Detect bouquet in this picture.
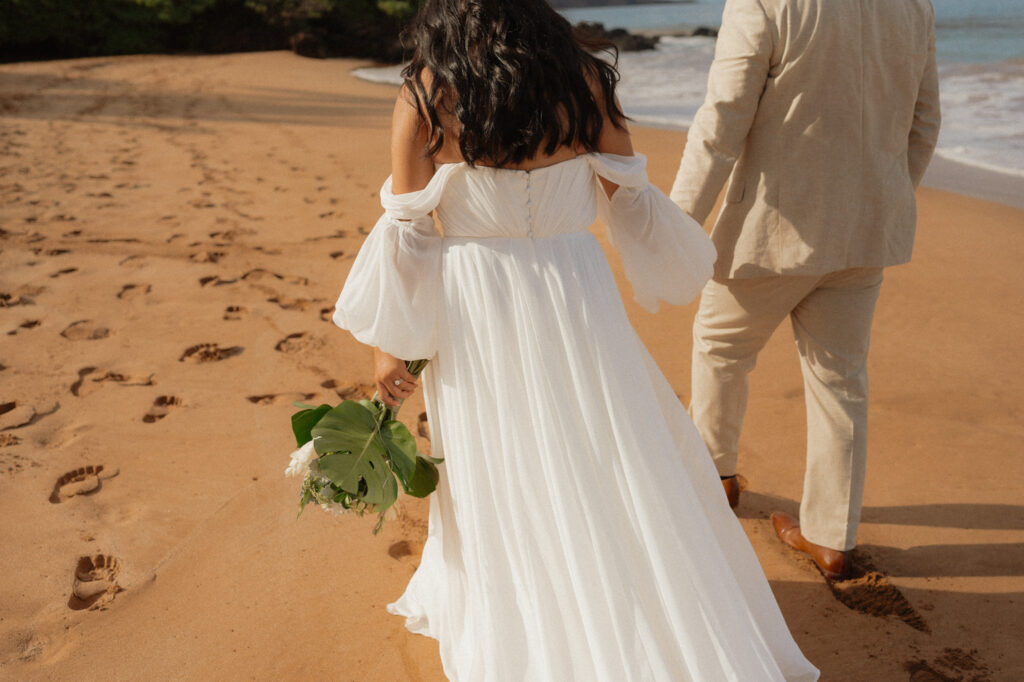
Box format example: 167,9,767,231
285,359,441,533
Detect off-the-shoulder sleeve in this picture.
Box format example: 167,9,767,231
588,153,717,312
332,165,462,360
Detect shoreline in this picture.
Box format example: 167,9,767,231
346,65,1024,211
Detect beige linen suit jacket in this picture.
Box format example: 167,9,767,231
670,0,941,279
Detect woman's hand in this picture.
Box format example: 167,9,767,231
374,347,419,407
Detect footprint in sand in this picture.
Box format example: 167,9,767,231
223,305,248,321
320,380,374,401
319,307,333,323
1,400,59,431
388,540,414,560
417,412,430,440
49,465,119,503
2,451,36,476
905,649,990,682
823,554,930,633
246,392,316,405
116,283,151,300
7,320,41,336
189,250,225,264
274,332,324,354
0,284,45,307
68,555,123,611
305,230,348,241
70,366,154,397
209,227,256,241
87,237,139,244
267,296,321,312
142,395,182,423
242,268,309,286
49,267,78,278
199,275,237,287
0,433,21,447
61,320,110,341
179,343,243,363
329,250,347,260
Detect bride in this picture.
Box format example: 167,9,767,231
333,0,820,679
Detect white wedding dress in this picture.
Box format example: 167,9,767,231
333,153,819,681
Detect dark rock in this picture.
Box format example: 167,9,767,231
289,32,327,59
575,22,660,52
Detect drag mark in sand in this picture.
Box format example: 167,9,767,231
274,332,324,354
49,465,119,503
68,555,123,611
179,343,243,363
142,395,182,423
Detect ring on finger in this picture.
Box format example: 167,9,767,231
393,378,403,386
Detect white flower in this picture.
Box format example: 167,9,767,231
284,440,318,478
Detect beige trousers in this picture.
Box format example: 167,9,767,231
690,267,884,551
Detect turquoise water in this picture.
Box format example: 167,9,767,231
557,1,1024,176
560,0,1024,65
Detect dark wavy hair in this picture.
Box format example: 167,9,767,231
401,0,627,167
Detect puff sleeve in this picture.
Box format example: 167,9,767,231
332,165,461,360
588,153,717,312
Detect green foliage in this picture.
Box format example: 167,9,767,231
1,0,164,58
0,0,417,62
291,402,332,447
312,400,399,508
376,1,419,20
243,0,330,29
289,358,439,529
132,0,221,24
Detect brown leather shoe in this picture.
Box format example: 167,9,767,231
721,475,740,509
770,512,850,580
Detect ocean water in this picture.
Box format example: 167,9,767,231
354,0,1024,178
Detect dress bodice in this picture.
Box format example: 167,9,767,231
336,152,716,361
435,156,598,239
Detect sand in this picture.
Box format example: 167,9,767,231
1,52,1021,681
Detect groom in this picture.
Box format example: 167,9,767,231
671,0,940,578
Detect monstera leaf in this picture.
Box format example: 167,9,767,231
312,401,399,509
291,402,331,447
379,419,439,497
404,456,440,498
